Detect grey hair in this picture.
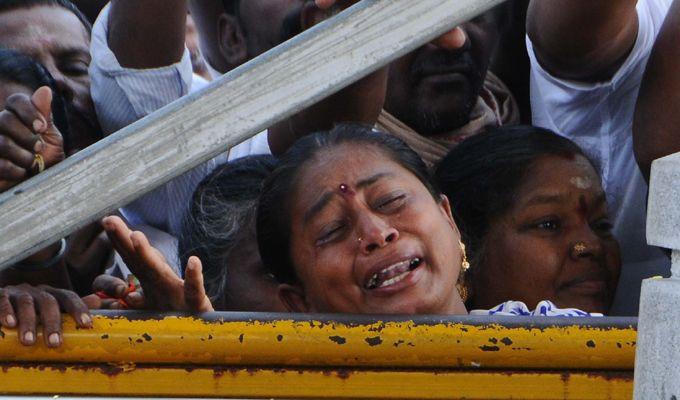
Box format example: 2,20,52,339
178,155,277,309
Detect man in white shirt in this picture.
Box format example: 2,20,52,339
526,0,673,315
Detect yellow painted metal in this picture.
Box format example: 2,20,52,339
0,314,636,369
0,364,633,399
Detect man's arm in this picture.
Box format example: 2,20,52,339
633,0,680,181
527,0,639,81
108,0,188,68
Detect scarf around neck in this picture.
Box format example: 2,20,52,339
376,71,520,168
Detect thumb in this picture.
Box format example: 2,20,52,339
30,86,54,131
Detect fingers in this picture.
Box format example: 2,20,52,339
102,216,136,261
11,289,37,346
33,289,62,348
0,109,42,153
130,230,170,283
92,274,128,299
81,294,102,309
31,87,54,130
0,288,17,329
184,257,213,312
5,93,47,136
0,159,27,182
43,286,92,329
432,26,467,50
0,135,35,169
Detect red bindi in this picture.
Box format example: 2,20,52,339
339,183,355,196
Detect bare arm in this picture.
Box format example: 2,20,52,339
108,0,188,69
633,0,680,181
527,0,638,81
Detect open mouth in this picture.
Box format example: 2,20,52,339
365,258,423,290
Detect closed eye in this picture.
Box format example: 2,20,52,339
375,193,406,213
315,223,346,246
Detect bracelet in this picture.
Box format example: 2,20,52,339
13,239,67,271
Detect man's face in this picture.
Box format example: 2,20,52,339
0,5,101,152
384,12,502,135
238,0,303,58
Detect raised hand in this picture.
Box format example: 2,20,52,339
0,86,65,191
313,0,466,49
0,284,92,347
101,216,213,312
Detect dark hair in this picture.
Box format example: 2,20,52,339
434,125,590,283
178,155,277,307
220,0,240,17
0,48,71,150
257,124,439,284
0,0,91,33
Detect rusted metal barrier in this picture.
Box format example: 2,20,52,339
0,312,636,399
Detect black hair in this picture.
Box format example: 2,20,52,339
179,155,277,308
220,0,240,17
0,0,91,33
434,125,590,288
0,48,71,151
257,123,439,285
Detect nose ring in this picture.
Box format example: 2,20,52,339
357,237,363,243
573,242,588,256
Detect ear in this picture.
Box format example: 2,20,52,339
217,13,248,67
278,283,310,313
438,194,461,237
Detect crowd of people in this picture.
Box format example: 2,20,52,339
0,0,678,349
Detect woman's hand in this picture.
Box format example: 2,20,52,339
0,86,65,191
0,284,92,347
100,216,213,312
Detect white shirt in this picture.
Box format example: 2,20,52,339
527,0,672,315
90,5,270,240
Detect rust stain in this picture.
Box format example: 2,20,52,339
500,337,513,346
329,336,346,345
479,345,500,352
365,336,383,346
142,333,152,342
586,340,596,348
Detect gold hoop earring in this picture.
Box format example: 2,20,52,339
460,241,470,271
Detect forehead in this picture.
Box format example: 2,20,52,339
292,144,415,203
0,6,89,55
516,155,603,200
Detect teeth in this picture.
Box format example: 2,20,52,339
377,270,410,288
365,257,423,290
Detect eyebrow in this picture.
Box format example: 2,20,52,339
524,192,607,207
302,172,393,225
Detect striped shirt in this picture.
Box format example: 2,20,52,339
90,4,270,241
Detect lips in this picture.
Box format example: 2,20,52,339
364,257,423,290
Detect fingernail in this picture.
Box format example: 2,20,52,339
33,138,44,153
24,331,35,344
32,119,45,133
48,333,61,347
5,315,16,327
80,313,92,326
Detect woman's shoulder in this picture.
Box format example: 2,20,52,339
469,300,603,317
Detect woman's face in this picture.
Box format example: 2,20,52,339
472,155,621,314
285,144,465,315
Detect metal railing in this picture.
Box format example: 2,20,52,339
0,312,636,399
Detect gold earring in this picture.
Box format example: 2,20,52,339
456,282,470,302
460,241,470,271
